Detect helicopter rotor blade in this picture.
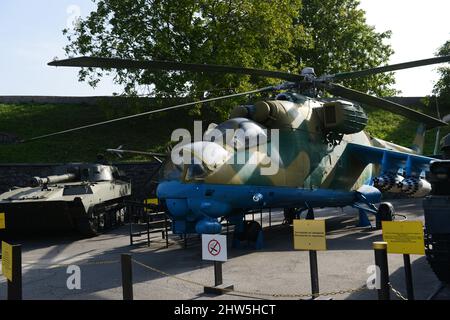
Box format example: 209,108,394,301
106,147,166,163
48,56,304,82
325,83,448,129
106,147,166,157
332,55,450,80
20,85,277,143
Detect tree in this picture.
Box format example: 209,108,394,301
63,0,395,117
433,40,450,111
294,0,395,96
64,0,307,116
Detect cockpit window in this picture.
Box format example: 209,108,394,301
159,159,182,181
275,92,306,103
185,163,207,181
207,118,269,150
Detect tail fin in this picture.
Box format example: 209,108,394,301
411,123,426,154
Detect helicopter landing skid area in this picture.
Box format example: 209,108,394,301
0,198,446,300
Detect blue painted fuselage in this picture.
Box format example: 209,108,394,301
156,180,381,234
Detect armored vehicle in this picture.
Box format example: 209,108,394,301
0,163,131,237
424,159,450,283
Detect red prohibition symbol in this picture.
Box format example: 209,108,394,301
208,239,221,256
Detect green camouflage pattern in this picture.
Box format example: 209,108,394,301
182,94,418,192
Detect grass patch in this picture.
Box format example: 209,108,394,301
0,102,208,163
0,102,448,163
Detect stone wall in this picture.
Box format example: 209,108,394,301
0,96,153,106
0,162,162,201
0,96,186,107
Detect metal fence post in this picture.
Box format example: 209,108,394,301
269,208,272,227
121,254,133,300
214,261,223,287
373,241,390,300
309,250,319,298
403,254,415,300
129,204,134,246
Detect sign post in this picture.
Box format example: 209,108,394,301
293,219,327,299
382,221,425,300
1,241,22,300
202,234,233,295
121,254,133,300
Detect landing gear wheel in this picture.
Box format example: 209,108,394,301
283,208,297,225
376,202,395,229
425,233,450,284
237,221,262,242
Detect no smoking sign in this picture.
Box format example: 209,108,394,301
202,234,227,262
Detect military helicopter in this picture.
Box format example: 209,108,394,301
22,55,450,241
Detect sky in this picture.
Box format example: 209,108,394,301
0,0,449,97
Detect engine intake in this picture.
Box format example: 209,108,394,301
322,100,368,134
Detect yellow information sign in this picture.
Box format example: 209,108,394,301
144,198,159,212
382,221,425,255
0,212,5,229
146,198,159,205
293,219,327,251
1,241,13,281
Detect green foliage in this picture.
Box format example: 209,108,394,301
64,0,307,119
63,0,396,120
295,0,395,96
433,40,450,111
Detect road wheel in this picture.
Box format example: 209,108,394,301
115,207,126,226
243,221,262,242
76,207,100,237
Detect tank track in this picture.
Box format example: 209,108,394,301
76,201,127,237
425,232,450,284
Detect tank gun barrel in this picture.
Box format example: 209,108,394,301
31,173,77,186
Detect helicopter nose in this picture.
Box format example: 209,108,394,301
181,141,230,170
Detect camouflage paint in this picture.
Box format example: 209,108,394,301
179,94,399,192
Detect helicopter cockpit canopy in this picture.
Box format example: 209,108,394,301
275,92,307,103
205,117,269,151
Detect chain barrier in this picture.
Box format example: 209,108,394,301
16,256,389,299
389,283,408,300
132,258,368,299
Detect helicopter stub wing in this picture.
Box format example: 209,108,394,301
347,143,433,175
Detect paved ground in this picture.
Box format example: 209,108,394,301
0,198,449,300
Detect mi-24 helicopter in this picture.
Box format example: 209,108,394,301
25,54,450,241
